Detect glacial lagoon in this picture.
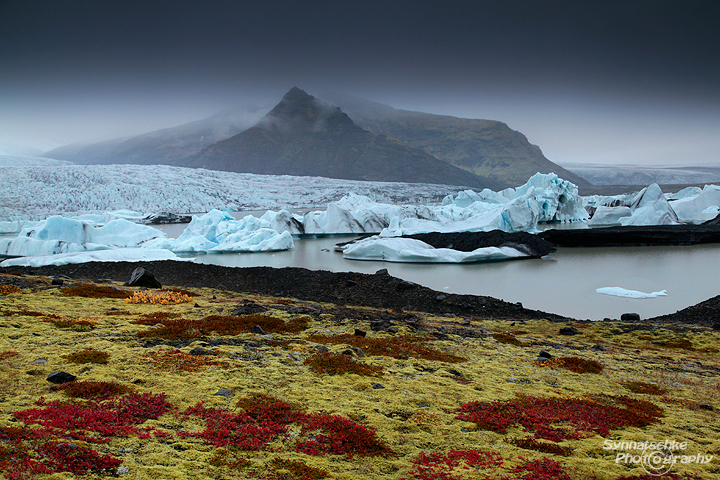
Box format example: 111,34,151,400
149,219,720,321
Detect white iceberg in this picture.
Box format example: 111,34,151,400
596,287,668,299
587,206,632,227
0,248,184,267
620,184,678,226
144,209,294,253
668,185,720,224
0,217,166,257
341,236,528,263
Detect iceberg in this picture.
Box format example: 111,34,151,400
620,184,678,226
596,287,668,299
144,209,294,253
668,185,720,224
587,206,632,227
341,236,528,263
0,217,165,257
0,248,184,267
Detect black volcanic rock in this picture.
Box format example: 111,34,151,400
539,223,720,247
404,231,556,258
322,91,590,188
185,88,504,189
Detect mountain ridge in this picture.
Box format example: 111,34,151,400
184,87,503,189
322,91,590,187
42,87,585,189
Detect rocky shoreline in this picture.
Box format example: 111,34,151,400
539,217,720,247
2,260,719,329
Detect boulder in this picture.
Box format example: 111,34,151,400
47,371,76,384
559,326,581,335
124,267,162,288
232,300,268,315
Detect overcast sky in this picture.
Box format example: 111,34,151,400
1,0,718,165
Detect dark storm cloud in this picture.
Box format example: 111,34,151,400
3,1,718,96
0,0,719,163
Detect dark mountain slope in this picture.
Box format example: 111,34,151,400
186,87,505,189
323,91,590,187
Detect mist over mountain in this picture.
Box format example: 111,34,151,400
42,87,588,190
183,88,503,189
323,91,589,187
45,105,268,165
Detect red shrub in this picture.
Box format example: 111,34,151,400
401,449,504,480
295,413,393,457
1,392,172,479
510,457,570,480
180,395,393,458
456,395,662,442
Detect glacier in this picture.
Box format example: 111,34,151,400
0,164,469,219
4,164,720,266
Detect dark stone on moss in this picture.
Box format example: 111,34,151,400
124,267,162,288
51,277,64,286
214,388,232,397
538,350,552,359
233,301,268,315
250,325,267,335
621,313,641,321
372,383,385,389
354,328,367,337
47,371,76,384
189,347,214,356
370,320,394,332
559,326,581,335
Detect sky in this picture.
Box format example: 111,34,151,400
0,0,719,165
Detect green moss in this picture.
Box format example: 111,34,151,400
307,334,465,363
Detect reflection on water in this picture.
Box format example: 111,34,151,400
179,233,720,321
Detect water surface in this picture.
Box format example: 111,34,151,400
174,233,720,321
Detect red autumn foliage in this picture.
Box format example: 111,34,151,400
456,394,662,442
2,392,172,478
180,394,393,458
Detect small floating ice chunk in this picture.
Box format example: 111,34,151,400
596,287,668,299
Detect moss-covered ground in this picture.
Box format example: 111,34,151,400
0,273,718,479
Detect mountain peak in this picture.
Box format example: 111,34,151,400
263,87,357,133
